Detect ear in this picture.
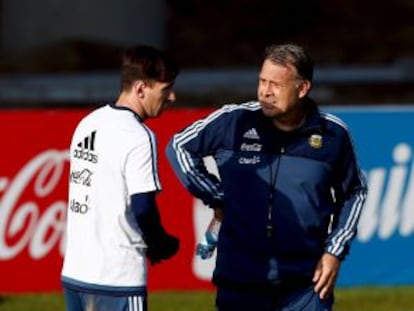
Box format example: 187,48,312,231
133,80,146,99
298,80,312,99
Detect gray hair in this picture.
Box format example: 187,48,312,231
264,44,313,82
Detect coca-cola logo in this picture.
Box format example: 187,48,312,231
70,168,93,187
0,149,69,260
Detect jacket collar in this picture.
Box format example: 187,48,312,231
258,97,325,134
299,98,326,134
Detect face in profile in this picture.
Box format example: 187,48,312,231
143,81,176,118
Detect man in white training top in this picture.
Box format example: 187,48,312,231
61,45,180,311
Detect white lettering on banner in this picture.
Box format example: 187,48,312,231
0,149,69,260
358,143,414,241
193,144,414,279
379,144,409,238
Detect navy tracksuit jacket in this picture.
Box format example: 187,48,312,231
166,100,367,288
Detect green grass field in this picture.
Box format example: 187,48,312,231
1,287,414,311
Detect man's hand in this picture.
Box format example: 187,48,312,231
146,233,179,265
312,253,340,300
213,207,224,221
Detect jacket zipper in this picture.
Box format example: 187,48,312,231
267,146,285,237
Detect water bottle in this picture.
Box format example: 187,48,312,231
196,217,221,259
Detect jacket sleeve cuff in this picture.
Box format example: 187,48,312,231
208,200,224,210
325,246,348,261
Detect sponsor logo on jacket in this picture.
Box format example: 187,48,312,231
240,143,262,152
238,155,261,164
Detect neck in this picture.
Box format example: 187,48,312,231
272,105,307,132
115,93,146,120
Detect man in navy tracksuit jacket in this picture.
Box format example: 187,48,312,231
166,44,367,311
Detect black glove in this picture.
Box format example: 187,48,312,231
146,232,179,265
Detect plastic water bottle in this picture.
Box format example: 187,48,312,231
196,217,221,259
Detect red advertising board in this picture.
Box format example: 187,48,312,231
0,107,215,293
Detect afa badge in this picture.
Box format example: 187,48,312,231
308,134,323,149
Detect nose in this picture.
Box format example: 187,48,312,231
260,81,272,97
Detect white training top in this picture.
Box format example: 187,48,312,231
61,104,161,290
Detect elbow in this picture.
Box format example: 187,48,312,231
165,138,178,164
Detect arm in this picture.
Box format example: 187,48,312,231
131,192,179,265
325,133,368,260
314,131,367,298
166,107,231,208
124,133,179,264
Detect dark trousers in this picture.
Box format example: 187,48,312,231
215,283,333,311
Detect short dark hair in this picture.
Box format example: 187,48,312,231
264,44,313,82
120,45,179,90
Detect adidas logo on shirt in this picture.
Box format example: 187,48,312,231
243,128,260,140
73,131,98,163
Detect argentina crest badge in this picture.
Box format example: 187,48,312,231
308,134,323,149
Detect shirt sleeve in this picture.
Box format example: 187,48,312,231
125,135,161,196
130,192,165,241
